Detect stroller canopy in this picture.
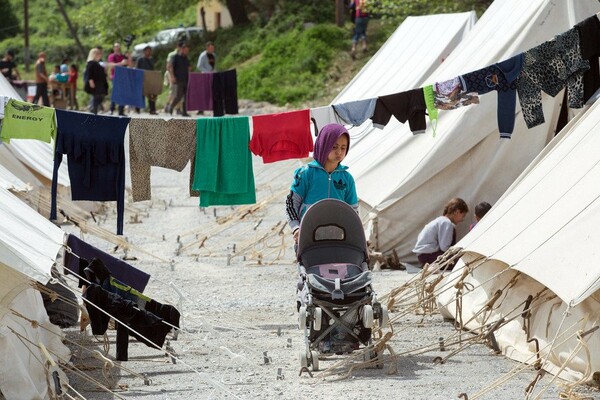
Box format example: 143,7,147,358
297,199,369,266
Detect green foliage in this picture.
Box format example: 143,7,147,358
74,0,198,43
1,0,493,106
369,0,493,24
0,0,20,41
213,1,348,105
0,35,80,65
1,0,199,64
234,24,347,105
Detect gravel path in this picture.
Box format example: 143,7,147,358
56,108,598,400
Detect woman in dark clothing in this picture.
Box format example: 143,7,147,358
84,48,109,114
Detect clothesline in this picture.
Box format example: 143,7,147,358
0,13,598,237
101,12,600,144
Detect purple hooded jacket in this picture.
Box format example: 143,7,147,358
313,123,350,167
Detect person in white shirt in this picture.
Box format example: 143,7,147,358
196,41,216,72
413,198,469,269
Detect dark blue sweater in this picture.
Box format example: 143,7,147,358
51,110,130,234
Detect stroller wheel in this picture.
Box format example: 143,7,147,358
362,305,374,328
311,351,320,371
299,351,308,369
313,307,322,331
298,306,307,329
379,304,389,328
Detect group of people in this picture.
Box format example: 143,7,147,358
1,37,218,116
284,122,492,271
2,50,78,109
83,40,216,116
412,199,491,269
163,40,216,117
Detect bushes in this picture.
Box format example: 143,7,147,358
1,0,355,106
232,24,347,105
0,36,89,65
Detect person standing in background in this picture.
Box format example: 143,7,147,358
196,41,216,72
107,43,127,116
68,64,79,110
33,52,50,106
136,46,158,115
166,42,191,117
350,0,369,59
0,50,20,81
60,57,69,73
84,48,109,114
164,41,183,114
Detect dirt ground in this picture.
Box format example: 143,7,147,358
55,109,600,400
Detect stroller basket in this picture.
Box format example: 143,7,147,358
307,271,372,301
306,263,364,279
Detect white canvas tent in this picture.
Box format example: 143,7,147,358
0,145,42,189
344,0,600,263
0,74,70,187
0,186,70,398
333,11,476,104
333,12,476,147
436,97,600,383
0,162,31,191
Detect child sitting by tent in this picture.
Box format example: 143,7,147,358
413,198,469,269
469,201,492,231
285,123,359,247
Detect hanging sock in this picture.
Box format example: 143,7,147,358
422,85,438,137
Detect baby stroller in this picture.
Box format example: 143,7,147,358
296,199,388,371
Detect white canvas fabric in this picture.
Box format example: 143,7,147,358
437,256,600,383
0,186,68,397
0,74,70,186
0,288,70,399
0,186,64,291
333,12,476,147
0,162,30,191
0,145,42,188
345,0,600,263
333,12,477,104
457,100,600,307
435,99,600,382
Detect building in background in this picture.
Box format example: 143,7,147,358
197,1,233,31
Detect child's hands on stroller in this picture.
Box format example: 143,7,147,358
293,228,300,243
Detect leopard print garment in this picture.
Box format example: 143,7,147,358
129,118,197,202
515,27,589,129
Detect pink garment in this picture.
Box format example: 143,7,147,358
250,109,313,163
107,53,126,79
316,264,349,279
186,72,213,111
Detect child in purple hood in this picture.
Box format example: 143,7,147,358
285,123,359,243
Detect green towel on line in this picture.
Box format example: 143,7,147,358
192,116,256,207
0,98,56,144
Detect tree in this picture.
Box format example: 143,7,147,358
225,0,250,26
0,0,20,41
56,0,86,58
75,0,199,43
368,0,493,23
